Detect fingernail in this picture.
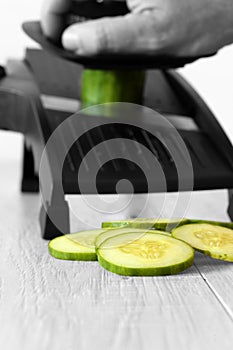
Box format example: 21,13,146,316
62,30,81,51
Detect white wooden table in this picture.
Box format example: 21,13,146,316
0,160,233,350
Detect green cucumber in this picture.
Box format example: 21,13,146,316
81,69,145,108
101,218,189,232
172,223,233,262
97,231,194,276
95,228,170,249
48,229,107,261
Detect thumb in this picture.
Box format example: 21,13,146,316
62,12,164,56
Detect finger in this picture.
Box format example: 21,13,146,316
41,0,72,41
62,12,166,56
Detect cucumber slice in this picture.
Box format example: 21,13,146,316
95,228,170,249
172,223,233,262
81,69,145,108
48,229,107,261
97,232,194,276
101,218,189,232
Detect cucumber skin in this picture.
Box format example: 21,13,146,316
101,219,190,232
81,69,145,108
48,242,97,261
97,250,194,276
102,219,233,232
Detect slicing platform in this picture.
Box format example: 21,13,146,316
23,50,233,192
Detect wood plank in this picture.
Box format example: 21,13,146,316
195,253,233,320
185,188,233,320
0,161,233,350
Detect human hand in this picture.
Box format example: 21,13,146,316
41,0,233,57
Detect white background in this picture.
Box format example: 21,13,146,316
1,0,233,162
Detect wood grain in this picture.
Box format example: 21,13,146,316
0,161,233,350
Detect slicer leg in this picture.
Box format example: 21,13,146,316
227,189,233,221
21,141,39,193
39,198,70,240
